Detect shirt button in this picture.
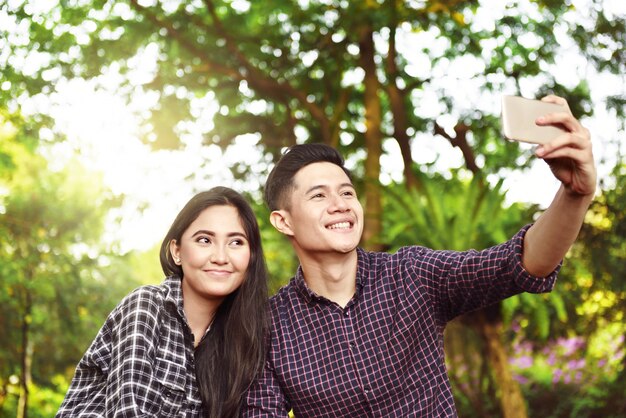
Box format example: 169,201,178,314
349,342,356,348
364,386,371,393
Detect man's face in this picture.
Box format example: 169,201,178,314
277,161,364,256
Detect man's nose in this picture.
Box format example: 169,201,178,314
328,193,349,212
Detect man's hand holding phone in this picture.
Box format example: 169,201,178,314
501,95,567,144
502,94,596,198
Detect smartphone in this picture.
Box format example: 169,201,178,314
501,95,567,144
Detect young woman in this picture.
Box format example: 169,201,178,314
57,186,268,418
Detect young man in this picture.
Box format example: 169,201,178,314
243,95,596,417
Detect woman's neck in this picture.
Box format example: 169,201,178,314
182,290,218,347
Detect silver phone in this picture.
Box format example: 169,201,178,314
501,95,566,144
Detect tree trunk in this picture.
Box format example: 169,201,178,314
384,16,421,192
17,285,33,418
444,320,489,418
475,307,528,418
358,25,383,251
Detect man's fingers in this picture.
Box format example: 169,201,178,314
535,132,591,158
536,146,586,161
540,94,571,112
536,111,584,135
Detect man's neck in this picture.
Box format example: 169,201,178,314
296,249,358,308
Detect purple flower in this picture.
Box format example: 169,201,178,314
513,355,533,369
566,359,585,370
514,375,529,384
575,371,583,383
557,337,585,356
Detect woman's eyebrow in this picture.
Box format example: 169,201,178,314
191,230,247,238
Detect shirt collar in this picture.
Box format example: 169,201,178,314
163,275,186,319
293,248,367,305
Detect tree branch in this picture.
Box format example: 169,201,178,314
202,0,329,135
434,122,480,174
128,0,239,79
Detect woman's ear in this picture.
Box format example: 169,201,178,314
269,210,294,237
169,239,181,265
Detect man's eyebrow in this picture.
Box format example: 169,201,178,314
304,185,327,195
304,183,355,195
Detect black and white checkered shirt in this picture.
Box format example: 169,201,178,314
56,276,204,417
243,225,559,417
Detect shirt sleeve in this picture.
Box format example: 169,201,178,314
56,288,161,418
404,224,559,323
241,347,290,417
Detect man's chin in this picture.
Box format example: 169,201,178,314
333,244,359,254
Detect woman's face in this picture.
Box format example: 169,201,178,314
170,205,250,305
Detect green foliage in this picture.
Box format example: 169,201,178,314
0,378,68,418
248,197,298,294
381,170,526,251
579,163,626,295
0,1,624,416
380,171,543,417
502,163,626,415
4,0,618,180
126,242,167,286
523,357,626,418
0,126,142,416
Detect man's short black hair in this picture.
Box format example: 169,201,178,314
264,143,352,211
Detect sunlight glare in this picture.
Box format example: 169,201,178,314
44,78,234,253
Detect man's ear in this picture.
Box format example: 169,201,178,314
269,210,294,237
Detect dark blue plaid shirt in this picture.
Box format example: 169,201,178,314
56,276,204,417
243,226,558,417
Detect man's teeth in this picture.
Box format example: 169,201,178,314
327,222,351,230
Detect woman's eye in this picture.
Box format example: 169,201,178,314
197,237,211,244
230,239,246,247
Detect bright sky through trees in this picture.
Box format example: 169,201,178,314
4,0,625,252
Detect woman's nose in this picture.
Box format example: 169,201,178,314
210,246,228,264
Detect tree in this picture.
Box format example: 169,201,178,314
3,0,623,242
0,123,133,417
2,1,624,416
572,162,626,416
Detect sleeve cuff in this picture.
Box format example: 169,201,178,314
511,224,560,294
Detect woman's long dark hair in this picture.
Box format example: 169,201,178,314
159,186,268,417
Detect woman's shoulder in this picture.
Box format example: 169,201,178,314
122,282,166,305
108,279,172,323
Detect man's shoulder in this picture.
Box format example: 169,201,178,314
358,245,430,265
268,278,298,307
